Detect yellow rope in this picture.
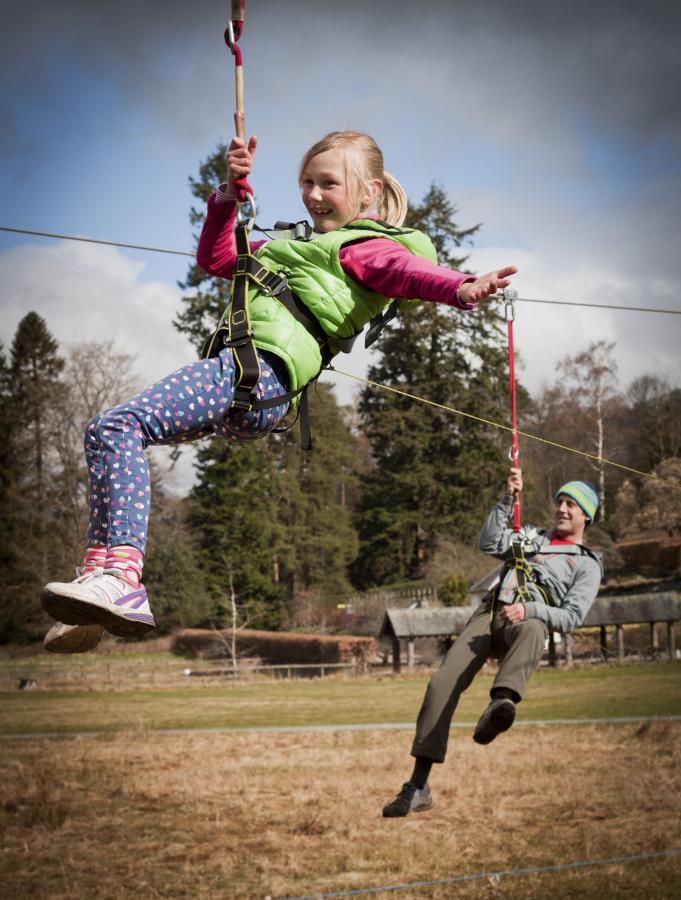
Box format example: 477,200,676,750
329,367,680,490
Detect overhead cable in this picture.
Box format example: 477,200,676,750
328,367,681,489
0,226,193,258
2,225,680,316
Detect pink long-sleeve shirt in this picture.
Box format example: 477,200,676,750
196,187,477,309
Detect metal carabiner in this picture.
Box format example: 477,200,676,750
236,191,257,231
225,20,236,52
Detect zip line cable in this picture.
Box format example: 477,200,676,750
275,848,681,900
327,367,681,490
517,295,681,316
2,224,680,487
2,225,681,317
0,226,194,258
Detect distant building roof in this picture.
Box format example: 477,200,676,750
469,564,504,603
379,606,476,640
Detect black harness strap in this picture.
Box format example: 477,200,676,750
365,301,397,348
490,538,557,619
201,221,329,449
226,223,263,410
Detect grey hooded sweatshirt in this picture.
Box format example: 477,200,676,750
479,494,603,633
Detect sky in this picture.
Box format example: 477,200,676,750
1,0,680,491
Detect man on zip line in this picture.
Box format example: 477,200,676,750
382,466,603,817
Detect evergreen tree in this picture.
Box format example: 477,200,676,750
10,312,65,508
189,438,288,629
269,384,361,625
1,314,66,639
354,184,509,586
0,342,19,638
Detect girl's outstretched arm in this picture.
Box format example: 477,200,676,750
340,239,491,309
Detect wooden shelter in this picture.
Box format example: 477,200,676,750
379,592,680,672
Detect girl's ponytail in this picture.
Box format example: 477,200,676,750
380,171,408,226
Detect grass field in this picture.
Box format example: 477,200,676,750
1,723,680,898
1,660,680,735
1,658,680,897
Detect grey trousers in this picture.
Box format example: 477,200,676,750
411,602,547,762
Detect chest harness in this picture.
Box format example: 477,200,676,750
200,217,407,450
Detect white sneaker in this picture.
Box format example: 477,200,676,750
44,621,105,654
42,568,104,654
41,570,155,638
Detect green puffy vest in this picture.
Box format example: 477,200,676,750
239,219,438,392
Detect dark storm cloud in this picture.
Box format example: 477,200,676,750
3,1,680,148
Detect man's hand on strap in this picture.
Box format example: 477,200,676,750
507,466,523,497
500,603,526,624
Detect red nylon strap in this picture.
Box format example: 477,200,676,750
224,27,243,63
507,302,522,532
231,176,253,204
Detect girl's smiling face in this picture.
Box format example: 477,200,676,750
301,148,381,233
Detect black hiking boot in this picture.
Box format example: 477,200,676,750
382,782,433,818
473,698,516,745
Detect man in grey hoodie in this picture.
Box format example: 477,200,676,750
382,467,603,818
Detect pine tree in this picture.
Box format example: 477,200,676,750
354,184,509,586
10,312,65,508
269,384,361,625
189,438,288,629
1,314,66,639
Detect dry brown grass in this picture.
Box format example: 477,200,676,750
1,721,680,899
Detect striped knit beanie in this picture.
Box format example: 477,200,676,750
554,481,599,523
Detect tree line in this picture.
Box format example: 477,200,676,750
1,148,679,642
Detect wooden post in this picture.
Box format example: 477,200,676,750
407,639,415,670
392,636,401,673
667,622,676,660
650,622,659,659
548,631,557,667
600,626,608,660
616,624,625,660
564,633,573,667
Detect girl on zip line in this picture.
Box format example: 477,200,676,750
41,129,517,653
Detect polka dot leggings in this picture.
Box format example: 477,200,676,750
84,348,290,553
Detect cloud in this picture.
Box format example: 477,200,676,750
0,240,192,382
0,240,200,491
466,244,679,399
3,1,680,154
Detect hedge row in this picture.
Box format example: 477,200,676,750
171,628,376,665
617,537,681,574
